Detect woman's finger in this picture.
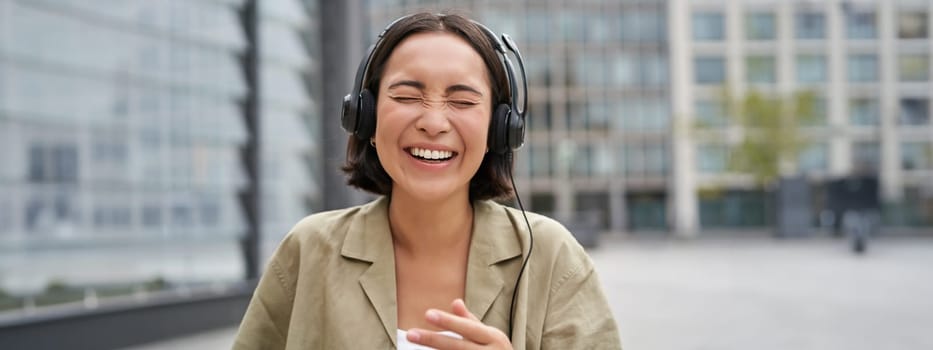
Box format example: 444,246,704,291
424,308,504,345
407,328,471,350
450,299,480,322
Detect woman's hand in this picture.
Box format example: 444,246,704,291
406,299,513,350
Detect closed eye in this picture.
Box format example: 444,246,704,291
449,100,479,108
391,96,421,103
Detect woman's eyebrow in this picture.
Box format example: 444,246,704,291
446,84,483,97
387,80,424,90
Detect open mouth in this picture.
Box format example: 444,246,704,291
407,147,456,163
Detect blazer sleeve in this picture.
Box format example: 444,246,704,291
540,244,623,350
233,237,299,350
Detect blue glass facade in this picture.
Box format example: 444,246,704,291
0,0,320,316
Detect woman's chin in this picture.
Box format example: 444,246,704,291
394,181,468,203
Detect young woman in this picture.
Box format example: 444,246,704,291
234,13,621,349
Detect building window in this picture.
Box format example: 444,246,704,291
200,198,219,226
899,54,929,82
527,99,551,131
142,205,162,227
627,193,667,230
852,141,880,172
525,53,550,89
901,142,932,170
572,144,593,177
801,98,828,126
172,203,193,227
848,54,878,82
697,144,730,173
797,54,827,83
530,193,555,216
615,98,668,132
642,99,670,131
695,56,725,84
529,144,552,178
621,143,667,177
25,198,46,231
746,12,776,40
557,12,584,42
592,144,615,177
850,98,880,126
695,100,728,127
617,98,639,132
645,143,669,175
577,52,608,86
693,12,724,41
700,190,768,228
640,53,669,86
746,56,776,84
899,12,928,39
526,11,549,43
587,99,611,130
625,9,666,42
796,12,825,39
900,98,930,125
28,145,46,183
568,101,587,131
847,10,877,39
798,143,827,172
93,206,131,228
28,144,79,184
612,53,638,87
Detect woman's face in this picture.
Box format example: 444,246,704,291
373,32,492,203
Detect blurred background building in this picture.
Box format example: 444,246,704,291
1,0,931,348
672,0,933,233
0,0,321,296
0,0,324,347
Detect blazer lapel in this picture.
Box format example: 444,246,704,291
465,200,523,323
340,197,399,347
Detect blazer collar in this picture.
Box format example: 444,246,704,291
340,197,524,346
465,200,524,323
340,197,398,346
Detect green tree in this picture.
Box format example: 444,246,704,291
722,89,818,187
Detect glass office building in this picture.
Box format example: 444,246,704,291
674,0,933,230
0,0,320,315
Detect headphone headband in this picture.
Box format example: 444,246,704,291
342,14,528,153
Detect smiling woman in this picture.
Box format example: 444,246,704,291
233,12,621,350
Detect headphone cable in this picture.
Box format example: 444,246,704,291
506,152,534,340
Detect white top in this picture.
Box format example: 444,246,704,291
396,329,463,350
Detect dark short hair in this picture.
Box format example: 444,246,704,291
341,12,515,201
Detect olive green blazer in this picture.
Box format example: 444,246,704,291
233,197,621,349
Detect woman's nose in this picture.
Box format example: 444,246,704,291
414,101,451,135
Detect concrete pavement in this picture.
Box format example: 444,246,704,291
126,232,933,349
591,233,933,350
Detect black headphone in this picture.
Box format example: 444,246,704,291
341,14,528,154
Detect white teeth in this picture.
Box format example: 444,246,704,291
409,147,453,160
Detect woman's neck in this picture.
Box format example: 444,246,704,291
388,190,474,256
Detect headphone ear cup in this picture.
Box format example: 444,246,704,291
507,109,525,150
341,93,357,134
356,89,377,140
488,104,512,154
